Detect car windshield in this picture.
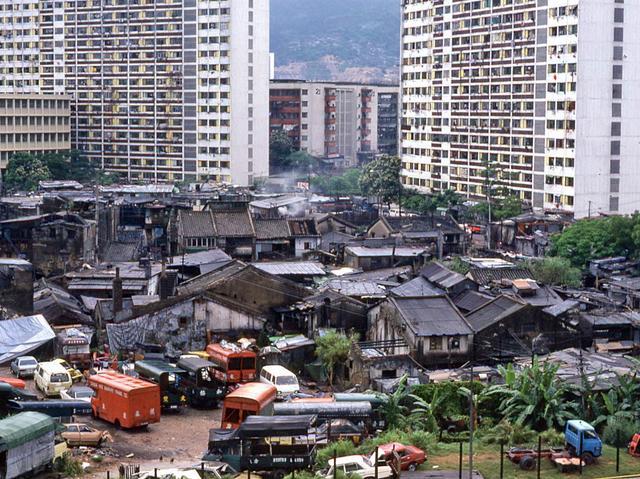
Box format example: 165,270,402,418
21,359,37,366
51,373,70,383
75,390,94,398
276,376,298,385
584,429,598,440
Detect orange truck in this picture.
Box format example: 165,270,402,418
89,371,161,429
206,343,257,383
220,382,276,429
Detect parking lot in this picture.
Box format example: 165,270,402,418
1,366,222,477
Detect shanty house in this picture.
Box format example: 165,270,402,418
371,296,473,367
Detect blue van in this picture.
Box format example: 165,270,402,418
565,420,602,463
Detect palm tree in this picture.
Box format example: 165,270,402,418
382,375,410,429
408,388,446,432
484,358,578,431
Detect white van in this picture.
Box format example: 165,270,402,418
259,365,299,398
34,361,73,397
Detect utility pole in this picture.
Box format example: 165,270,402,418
588,200,592,218
469,341,475,478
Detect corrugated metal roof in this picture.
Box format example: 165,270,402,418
169,249,231,267
543,299,580,317
346,246,426,257
391,276,444,297
254,219,291,240
391,296,472,336
465,295,527,332
326,279,387,298
468,266,533,286
453,290,495,313
421,262,467,289
250,195,306,209
103,242,139,263
288,219,318,237
211,209,255,237
254,261,325,276
178,210,216,238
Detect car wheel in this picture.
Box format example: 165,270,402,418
408,463,418,472
519,456,536,471
581,452,595,466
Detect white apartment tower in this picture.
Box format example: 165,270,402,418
401,0,640,217
0,0,269,185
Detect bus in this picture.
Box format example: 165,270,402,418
272,401,374,431
134,360,187,411
176,357,227,408
89,371,160,429
221,382,276,429
206,343,257,383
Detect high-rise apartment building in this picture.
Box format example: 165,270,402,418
0,94,71,170
270,81,399,165
401,0,640,218
0,0,269,185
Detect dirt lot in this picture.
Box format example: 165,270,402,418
0,366,221,478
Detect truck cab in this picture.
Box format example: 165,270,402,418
564,420,602,463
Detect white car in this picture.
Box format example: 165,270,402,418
318,453,394,479
60,385,94,403
10,356,38,378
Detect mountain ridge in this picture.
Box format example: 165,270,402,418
270,0,400,83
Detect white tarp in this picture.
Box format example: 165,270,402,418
0,314,55,364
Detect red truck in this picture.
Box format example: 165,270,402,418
206,342,257,383
89,371,160,429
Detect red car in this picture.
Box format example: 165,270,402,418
378,443,426,471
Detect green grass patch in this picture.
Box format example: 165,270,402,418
427,442,640,478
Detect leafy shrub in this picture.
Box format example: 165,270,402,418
358,429,437,454
411,381,484,419
54,452,84,477
602,419,638,448
284,471,316,479
479,420,536,446
540,429,565,447
315,440,358,468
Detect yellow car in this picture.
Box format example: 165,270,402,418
52,359,84,383
186,351,210,359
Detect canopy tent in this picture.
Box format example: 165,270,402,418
0,314,55,364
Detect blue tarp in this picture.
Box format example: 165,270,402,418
0,315,55,364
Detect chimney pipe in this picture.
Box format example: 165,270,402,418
112,267,123,313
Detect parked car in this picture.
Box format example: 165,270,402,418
60,385,94,403
61,423,110,447
318,454,394,479
378,443,426,471
259,365,299,398
34,361,73,397
10,356,38,378
52,358,83,382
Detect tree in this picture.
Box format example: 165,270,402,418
402,193,436,216
286,150,318,172
484,359,578,431
359,155,403,206
432,189,461,209
269,129,294,171
314,330,357,387
311,169,361,197
46,150,96,183
550,216,636,268
524,257,582,287
381,374,410,430
4,153,51,191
